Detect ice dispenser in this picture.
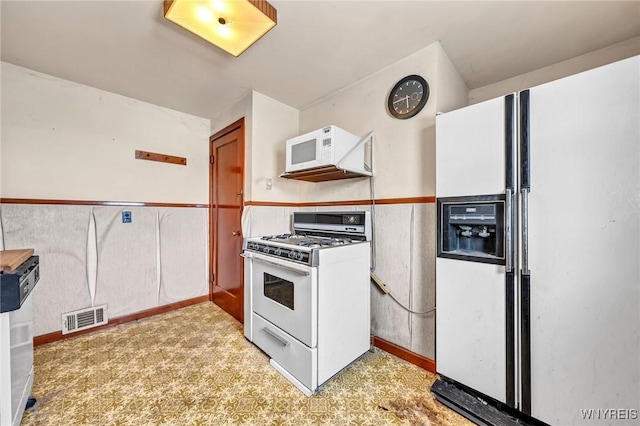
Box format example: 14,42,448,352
437,195,505,264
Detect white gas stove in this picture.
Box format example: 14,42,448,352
243,211,371,396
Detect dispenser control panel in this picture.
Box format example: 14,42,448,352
437,196,505,265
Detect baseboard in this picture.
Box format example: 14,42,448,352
372,336,436,373
34,295,210,346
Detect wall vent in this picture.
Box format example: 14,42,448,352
62,305,108,334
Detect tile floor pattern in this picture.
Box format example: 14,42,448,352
22,302,474,426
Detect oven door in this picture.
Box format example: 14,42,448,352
246,252,317,348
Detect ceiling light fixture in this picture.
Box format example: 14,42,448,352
164,0,277,57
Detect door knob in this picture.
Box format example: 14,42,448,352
232,230,241,236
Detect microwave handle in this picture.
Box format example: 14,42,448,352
336,131,373,168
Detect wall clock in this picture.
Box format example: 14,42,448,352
387,75,429,119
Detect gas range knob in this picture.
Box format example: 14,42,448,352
263,246,271,254
274,248,282,256
288,251,296,259
295,252,305,261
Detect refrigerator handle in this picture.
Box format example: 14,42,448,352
505,188,513,273
521,188,530,275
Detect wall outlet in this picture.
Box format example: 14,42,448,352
122,211,132,223
266,178,273,190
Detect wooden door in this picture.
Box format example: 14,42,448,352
210,118,244,323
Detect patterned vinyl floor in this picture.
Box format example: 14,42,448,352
22,302,474,425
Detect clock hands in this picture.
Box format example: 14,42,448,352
393,95,410,108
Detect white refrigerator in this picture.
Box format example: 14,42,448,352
432,56,639,425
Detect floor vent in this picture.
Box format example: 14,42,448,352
62,305,108,334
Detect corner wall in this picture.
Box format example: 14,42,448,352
211,91,299,207
246,42,469,360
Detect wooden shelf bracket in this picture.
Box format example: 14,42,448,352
135,150,187,166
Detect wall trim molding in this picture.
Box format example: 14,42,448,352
33,296,210,346
0,198,209,208
244,201,301,207
245,196,436,207
372,196,436,205
2,196,436,209
372,336,436,373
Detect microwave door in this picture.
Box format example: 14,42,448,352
288,138,321,172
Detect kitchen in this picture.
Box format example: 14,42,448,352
1,1,639,425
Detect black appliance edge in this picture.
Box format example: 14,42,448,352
431,377,549,426
504,93,516,408
520,274,532,414
505,271,515,407
519,88,532,414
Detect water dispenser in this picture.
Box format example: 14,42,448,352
437,195,505,265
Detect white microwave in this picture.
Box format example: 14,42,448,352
285,125,366,173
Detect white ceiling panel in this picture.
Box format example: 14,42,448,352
2,1,638,120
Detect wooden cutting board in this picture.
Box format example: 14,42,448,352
0,249,35,273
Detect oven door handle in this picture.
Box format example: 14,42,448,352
262,326,291,347
240,253,310,276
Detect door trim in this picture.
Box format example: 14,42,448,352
209,117,245,305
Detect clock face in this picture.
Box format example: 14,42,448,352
388,75,429,119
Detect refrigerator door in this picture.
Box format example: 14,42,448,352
524,56,639,425
436,96,508,197
435,258,508,403
435,96,516,405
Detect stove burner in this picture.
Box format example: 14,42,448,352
261,234,292,241
299,238,354,247
331,238,352,245
259,234,356,248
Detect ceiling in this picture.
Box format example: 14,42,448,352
2,1,639,121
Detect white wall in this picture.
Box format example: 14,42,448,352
250,92,299,202
1,63,209,335
469,36,640,104
1,62,210,204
